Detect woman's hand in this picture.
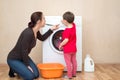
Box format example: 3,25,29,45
50,24,59,31
28,66,34,73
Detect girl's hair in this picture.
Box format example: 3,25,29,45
63,11,74,23
28,11,43,28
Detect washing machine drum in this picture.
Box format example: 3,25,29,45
49,28,65,54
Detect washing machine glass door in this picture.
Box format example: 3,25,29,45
50,28,64,54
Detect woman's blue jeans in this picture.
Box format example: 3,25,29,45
7,58,39,80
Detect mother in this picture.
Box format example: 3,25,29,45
7,11,58,80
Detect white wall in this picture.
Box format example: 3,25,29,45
0,0,120,64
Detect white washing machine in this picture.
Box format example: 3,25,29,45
41,16,82,71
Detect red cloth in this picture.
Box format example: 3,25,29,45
62,23,77,53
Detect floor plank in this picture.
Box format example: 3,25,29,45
0,64,120,80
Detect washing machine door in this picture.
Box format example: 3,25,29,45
49,27,65,54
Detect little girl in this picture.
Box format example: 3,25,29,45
59,11,77,79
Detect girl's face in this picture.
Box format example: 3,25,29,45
61,19,67,26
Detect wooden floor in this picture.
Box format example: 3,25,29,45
0,64,120,80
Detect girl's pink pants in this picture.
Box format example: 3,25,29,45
64,52,77,78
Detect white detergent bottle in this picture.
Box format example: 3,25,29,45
84,54,94,72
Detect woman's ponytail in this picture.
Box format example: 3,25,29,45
28,22,34,28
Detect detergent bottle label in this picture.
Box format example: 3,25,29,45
84,54,94,72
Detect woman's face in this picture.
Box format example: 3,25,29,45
38,15,46,28
40,15,46,27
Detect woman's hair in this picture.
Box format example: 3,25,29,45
28,11,43,28
63,11,74,23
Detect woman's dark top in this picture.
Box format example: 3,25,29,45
7,28,53,66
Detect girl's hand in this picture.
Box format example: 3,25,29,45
59,45,63,50
50,24,59,30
